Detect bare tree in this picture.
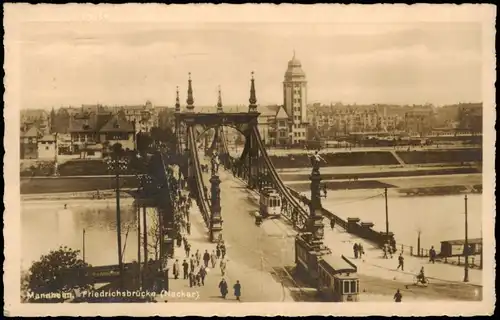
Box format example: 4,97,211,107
140,210,161,261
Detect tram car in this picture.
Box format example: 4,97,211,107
259,187,282,218
317,254,360,302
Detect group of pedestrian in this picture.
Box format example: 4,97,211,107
218,278,242,301
353,243,365,259
382,241,394,259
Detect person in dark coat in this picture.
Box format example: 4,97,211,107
182,260,189,279
358,243,364,258
233,280,241,301
330,219,335,230
185,243,191,257
397,253,404,271
190,255,196,273
394,289,402,302
219,278,228,299
173,259,180,280
216,245,221,259
189,270,195,288
203,250,210,268
199,266,207,286
186,221,191,235
221,244,226,259
353,243,359,259
429,246,436,263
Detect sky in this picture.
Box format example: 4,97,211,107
9,7,485,109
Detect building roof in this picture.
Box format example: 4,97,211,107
99,112,135,132
21,109,49,120
69,112,134,133
39,134,57,142
285,52,306,79
21,126,42,138
275,106,289,119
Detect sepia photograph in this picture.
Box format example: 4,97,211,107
3,3,496,317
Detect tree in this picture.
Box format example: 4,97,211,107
23,246,92,303
136,132,153,155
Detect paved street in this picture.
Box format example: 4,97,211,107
165,158,297,302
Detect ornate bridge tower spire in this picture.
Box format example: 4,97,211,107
175,86,181,113
249,71,258,113
216,85,223,113
186,72,195,112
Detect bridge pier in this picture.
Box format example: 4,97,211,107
295,162,331,287
209,174,223,242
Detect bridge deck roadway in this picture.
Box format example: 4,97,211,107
167,149,482,302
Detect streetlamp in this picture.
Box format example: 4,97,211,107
463,194,469,283
105,143,130,290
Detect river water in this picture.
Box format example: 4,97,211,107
320,191,483,250
21,193,483,271
21,198,157,271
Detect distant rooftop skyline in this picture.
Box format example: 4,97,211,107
7,6,485,110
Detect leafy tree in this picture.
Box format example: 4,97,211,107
24,246,92,303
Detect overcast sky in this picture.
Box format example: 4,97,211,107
9,7,485,109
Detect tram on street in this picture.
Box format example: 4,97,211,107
259,187,282,218
317,254,360,302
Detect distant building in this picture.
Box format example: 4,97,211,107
118,100,158,133
20,126,42,159
20,109,50,135
37,134,57,159
68,111,136,154
283,52,308,144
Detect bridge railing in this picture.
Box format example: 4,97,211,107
251,127,310,225
286,187,348,230
187,127,211,227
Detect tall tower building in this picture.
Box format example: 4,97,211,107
283,51,308,144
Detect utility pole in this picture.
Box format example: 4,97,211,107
114,152,124,290
143,205,148,267
384,187,389,243
464,194,469,282
82,229,86,263
137,203,141,287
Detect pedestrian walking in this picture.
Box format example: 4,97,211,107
173,259,180,280
353,243,359,259
189,270,195,288
221,244,227,259
383,243,388,259
358,243,364,258
190,255,196,273
203,250,210,268
219,278,228,299
185,243,191,257
388,245,394,259
397,253,404,271
394,289,402,302
176,233,182,248
195,272,201,286
233,280,241,301
429,246,436,264
211,250,217,268
216,245,221,259
195,249,201,266
220,259,227,276
199,266,207,286
186,221,191,235
182,260,189,279
330,219,335,230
